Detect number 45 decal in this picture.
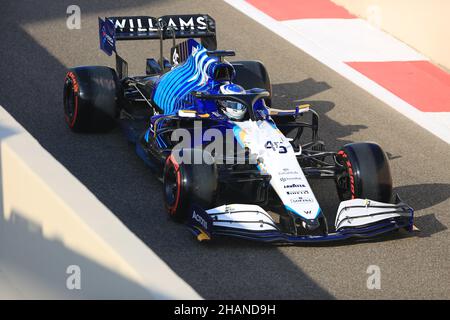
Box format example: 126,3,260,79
265,141,287,154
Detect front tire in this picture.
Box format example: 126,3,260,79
163,150,218,221
335,142,392,203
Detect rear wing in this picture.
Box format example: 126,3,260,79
107,15,216,40
99,14,216,78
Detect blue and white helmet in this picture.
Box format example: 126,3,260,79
218,83,247,121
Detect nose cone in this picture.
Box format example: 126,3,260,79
303,218,320,231
295,217,321,231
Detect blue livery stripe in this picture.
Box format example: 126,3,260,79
153,40,219,114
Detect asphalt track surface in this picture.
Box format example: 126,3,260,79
1,0,449,299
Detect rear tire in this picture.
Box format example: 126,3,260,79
163,149,218,221
231,60,272,106
335,142,392,203
63,66,120,132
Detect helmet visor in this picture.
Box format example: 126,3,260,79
225,101,245,111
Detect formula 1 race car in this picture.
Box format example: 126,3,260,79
63,14,414,243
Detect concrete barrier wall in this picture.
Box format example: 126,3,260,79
331,0,450,71
0,106,201,299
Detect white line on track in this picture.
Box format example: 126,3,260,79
281,19,427,62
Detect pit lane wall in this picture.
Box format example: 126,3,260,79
330,0,450,71
0,106,200,299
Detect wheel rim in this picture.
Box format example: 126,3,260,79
164,166,178,207
336,173,352,200
336,153,354,200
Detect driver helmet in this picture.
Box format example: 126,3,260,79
218,83,247,121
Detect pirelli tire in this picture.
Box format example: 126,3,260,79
163,149,218,221
231,60,272,107
63,66,120,132
335,142,393,203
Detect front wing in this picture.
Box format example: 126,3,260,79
188,197,414,244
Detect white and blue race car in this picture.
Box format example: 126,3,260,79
63,14,414,244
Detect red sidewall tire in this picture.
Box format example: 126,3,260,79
336,142,392,203
163,155,186,220
64,71,80,129
162,150,218,222
63,66,120,133
337,150,357,200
